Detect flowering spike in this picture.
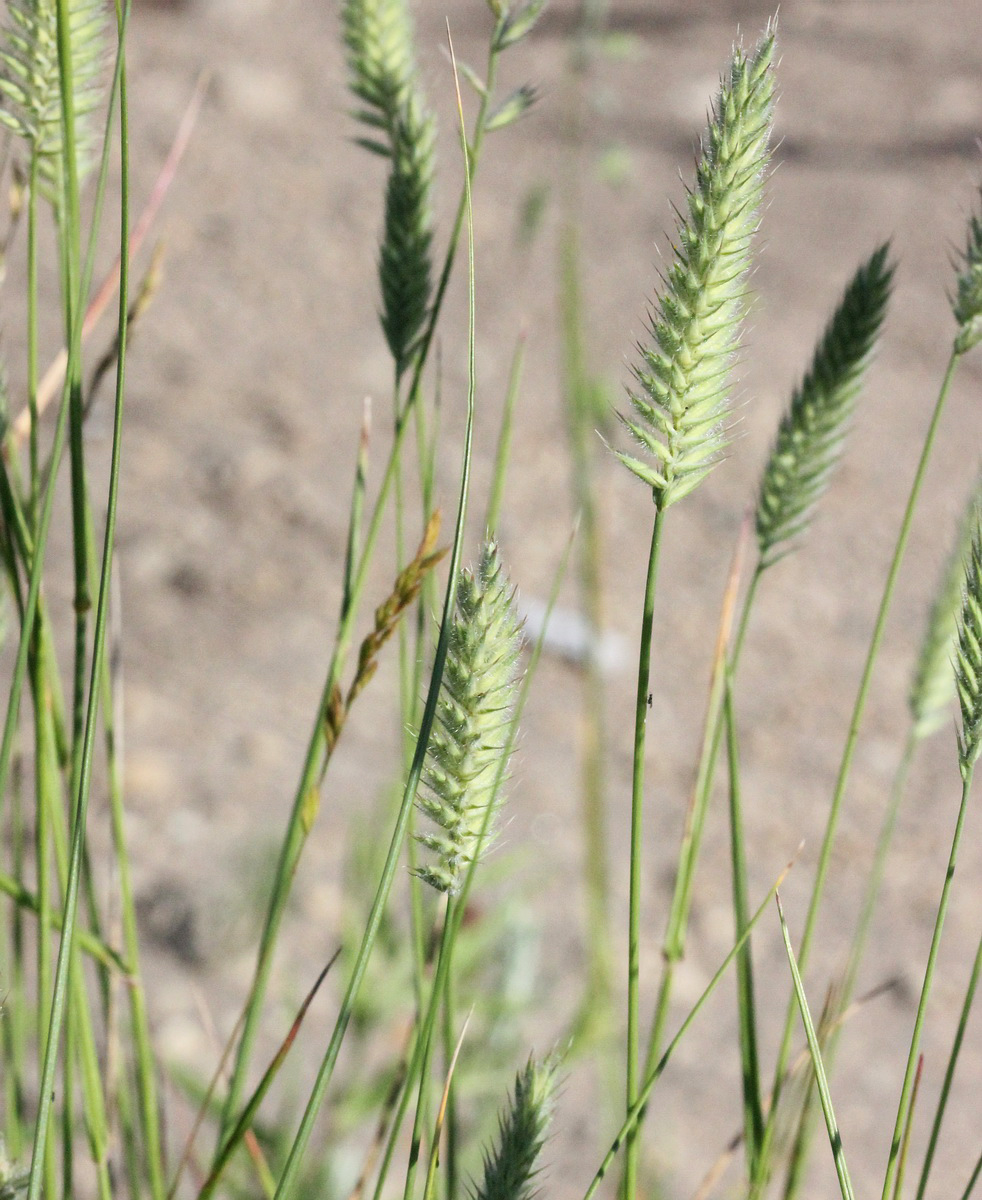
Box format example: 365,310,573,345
614,28,776,510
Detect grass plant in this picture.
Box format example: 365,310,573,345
3,8,982,1200
611,29,775,1198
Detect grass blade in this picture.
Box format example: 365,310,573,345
197,952,339,1200
583,853,796,1200
775,895,855,1200
724,675,763,1175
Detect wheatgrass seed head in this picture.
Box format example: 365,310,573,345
342,0,417,128
378,96,436,375
612,26,775,510
755,245,893,567
955,508,982,779
953,198,982,355
472,1055,559,1200
342,0,436,378
415,542,523,896
0,0,109,203
910,473,982,740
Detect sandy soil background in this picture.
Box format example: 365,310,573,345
20,0,982,1197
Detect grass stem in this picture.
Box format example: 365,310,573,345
623,504,666,1200
880,767,976,1200
914,926,982,1200
752,346,962,1199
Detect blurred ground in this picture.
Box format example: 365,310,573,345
30,0,982,1196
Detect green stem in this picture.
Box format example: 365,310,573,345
959,1145,982,1200
783,716,918,1200
845,728,916,1002
53,0,91,833
881,766,976,1200
340,399,371,628
892,1057,923,1200
485,332,525,535
391,370,428,1033
2,757,28,1161
26,155,39,522
197,953,338,1200
31,655,57,1200
752,347,961,1199
371,1027,424,1200
639,554,762,1126
101,627,166,1200
34,652,114,1200
725,675,763,1177
915,925,982,1200
623,504,666,1200
26,8,131,1191
407,394,437,1015
403,904,455,1200
62,985,75,1198
776,896,855,1200
584,864,787,1200
0,869,127,972
441,970,459,1200
0,342,74,824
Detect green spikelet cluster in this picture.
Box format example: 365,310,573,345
613,28,775,510
415,542,522,896
378,99,435,378
910,476,982,739
342,0,435,379
490,0,546,53
472,1055,558,1200
955,509,982,779
953,196,982,355
0,0,107,203
755,244,893,567
343,0,415,123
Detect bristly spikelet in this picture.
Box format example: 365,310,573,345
755,244,893,567
472,1055,558,1200
415,542,522,896
341,0,435,379
612,28,775,511
955,509,982,780
0,0,108,203
953,194,982,355
910,476,982,740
